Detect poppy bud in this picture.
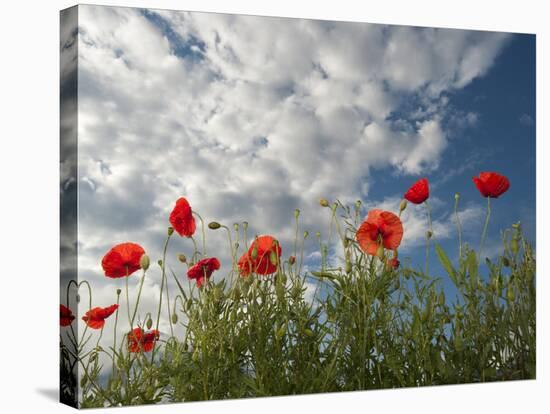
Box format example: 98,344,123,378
116,289,121,296
438,292,445,307
251,244,258,260
171,313,178,324
455,193,460,201
177,254,187,263
242,221,248,230
319,198,330,207
304,329,314,337
295,208,300,218
157,259,163,267
146,318,153,330
167,226,174,236
510,237,519,256
399,199,407,213
289,256,296,265
315,231,321,239
276,324,286,340
269,250,278,266
304,231,309,239
208,222,221,230
426,230,433,239
140,254,150,271
233,223,239,232
355,199,362,210
376,244,385,259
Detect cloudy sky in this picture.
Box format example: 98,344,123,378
61,5,535,358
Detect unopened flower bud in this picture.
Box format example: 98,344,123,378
140,254,150,271
167,226,174,236
269,250,278,266
146,318,153,330
399,199,407,213
426,230,433,239
157,259,163,267
289,255,296,265
242,221,248,230
345,260,352,274
455,193,460,201
208,221,221,230
355,199,362,210
116,289,121,296
233,223,239,232
304,329,314,337
295,208,300,218
251,242,259,260
510,237,519,256
315,231,321,239
303,231,309,239
177,254,187,263
319,198,330,207
171,313,178,324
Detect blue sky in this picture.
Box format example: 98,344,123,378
376,33,536,292
66,5,536,357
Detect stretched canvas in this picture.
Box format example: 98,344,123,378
60,4,536,408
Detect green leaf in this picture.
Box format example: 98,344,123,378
435,244,458,286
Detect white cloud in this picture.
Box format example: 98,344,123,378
69,5,510,358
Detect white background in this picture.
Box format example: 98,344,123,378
0,0,547,412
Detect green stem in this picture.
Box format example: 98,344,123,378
193,211,206,257
454,195,463,260
112,290,121,376
425,200,433,276
125,267,131,332
130,270,146,328
480,196,491,260
155,233,172,332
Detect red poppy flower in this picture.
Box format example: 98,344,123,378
169,197,196,237
404,178,429,204
127,328,160,353
82,304,119,329
102,242,145,278
187,257,221,287
60,304,75,327
238,252,253,277
472,172,510,198
386,258,400,270
356,209,404,256
239,235,282,276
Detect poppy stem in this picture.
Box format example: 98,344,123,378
193,212,206,257
155,233,172,332
130,269,146,329
112,290,121,376
480,196,491,260
125,267,132,333
425,201,433,276
454,195,463,260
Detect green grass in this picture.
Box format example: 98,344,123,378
61,204,536,408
